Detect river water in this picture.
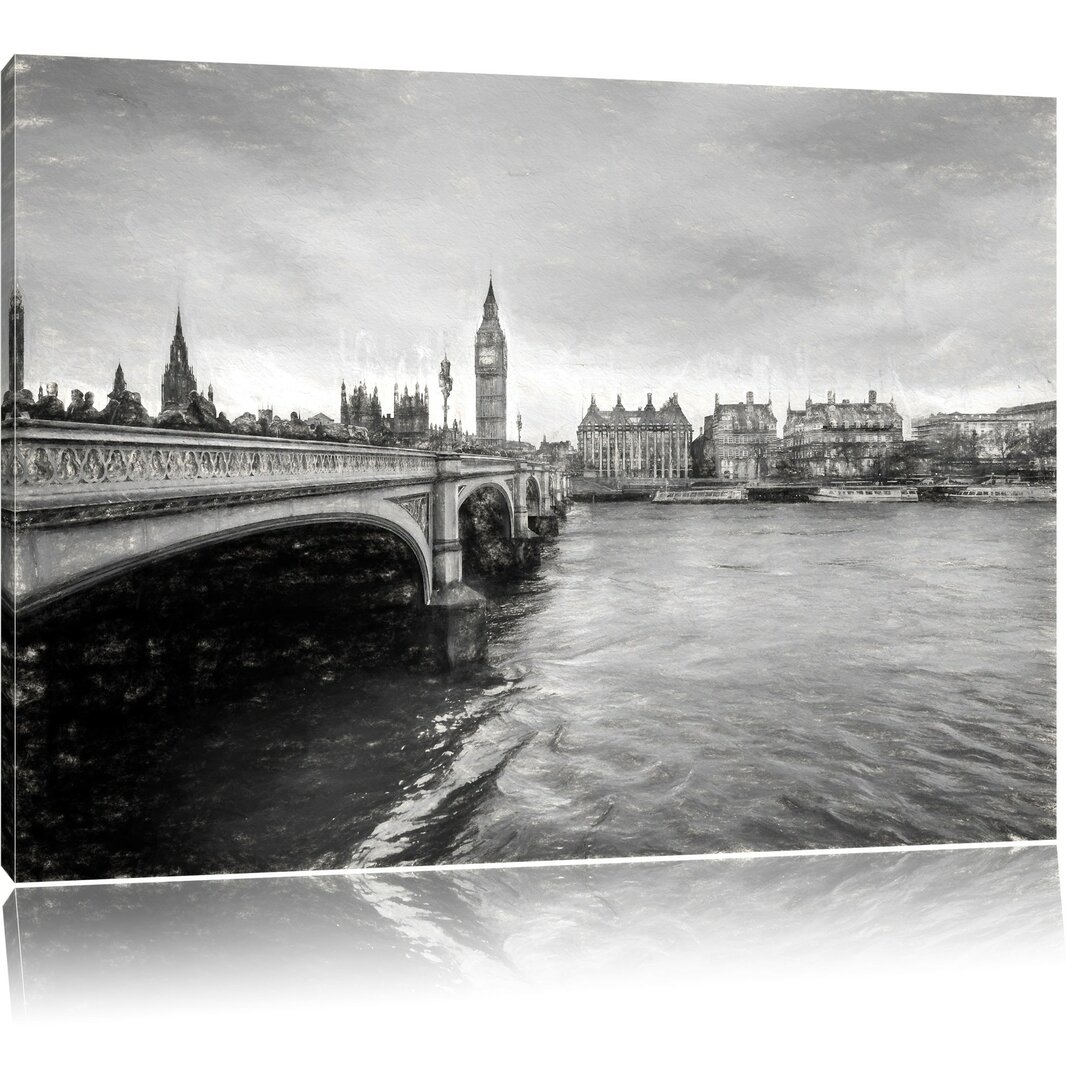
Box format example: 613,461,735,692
17,500,1056,878
348,501,1056,867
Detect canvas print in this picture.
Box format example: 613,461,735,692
0,58,1055,882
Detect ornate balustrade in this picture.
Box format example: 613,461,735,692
1,420,444,495
0,420,559,522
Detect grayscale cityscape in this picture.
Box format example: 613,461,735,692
0,58,1055,887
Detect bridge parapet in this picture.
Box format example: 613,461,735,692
458,454,534,476
1,420,441,501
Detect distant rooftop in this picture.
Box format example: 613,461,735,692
580,392,692,428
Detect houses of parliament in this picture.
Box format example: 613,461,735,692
338,277,510,449
4,280,516,450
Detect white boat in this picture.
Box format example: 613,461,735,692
652,488,748,503
808,485,918,503
942,483,1055,503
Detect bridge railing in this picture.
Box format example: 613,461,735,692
1,421,563,520
1,420,445,497
459,454,532,475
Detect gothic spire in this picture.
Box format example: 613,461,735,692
162,306,196,407
8,282,25,392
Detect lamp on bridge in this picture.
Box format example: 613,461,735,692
438,352,453,430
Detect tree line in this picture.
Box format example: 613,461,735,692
761,421,1056,482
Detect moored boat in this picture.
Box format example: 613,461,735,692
942,483,1055,503
652,488,748,503
808,485,918,503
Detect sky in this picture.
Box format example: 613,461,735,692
8,56,1056,441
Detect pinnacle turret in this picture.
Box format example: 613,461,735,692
162,306,198,408
482,276,500,322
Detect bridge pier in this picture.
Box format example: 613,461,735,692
512,535,542,569
426,581,487,669
513,463,544,567
552,470,570,518
530,512,560,538
530,467,561,537
432,454,465,591
429,453,487,668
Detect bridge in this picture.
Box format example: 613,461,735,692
1,420,568,664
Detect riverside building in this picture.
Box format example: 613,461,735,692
702,391,780,481
912,401,1056,452
782,389,904,478
578,392,693,480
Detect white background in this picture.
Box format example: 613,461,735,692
1,3,1075,1075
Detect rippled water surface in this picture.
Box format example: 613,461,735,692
17,501,1056,878
356,502,1055,866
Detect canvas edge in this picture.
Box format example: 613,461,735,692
1,54,18,884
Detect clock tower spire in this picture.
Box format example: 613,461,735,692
474,275,508,448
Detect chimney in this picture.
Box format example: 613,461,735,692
868,389,877,404
647,392,653,406
746,390,754,405
827,390,835,405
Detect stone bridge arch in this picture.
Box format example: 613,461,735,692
525,476,542,517
8,488,435,617
456,476,517,538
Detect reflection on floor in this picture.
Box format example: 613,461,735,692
3,844,1062,1020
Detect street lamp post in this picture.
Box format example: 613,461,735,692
438,353,453,432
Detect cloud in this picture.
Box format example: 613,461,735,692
10,58,1054,440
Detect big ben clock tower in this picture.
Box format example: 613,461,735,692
474,277,508,448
